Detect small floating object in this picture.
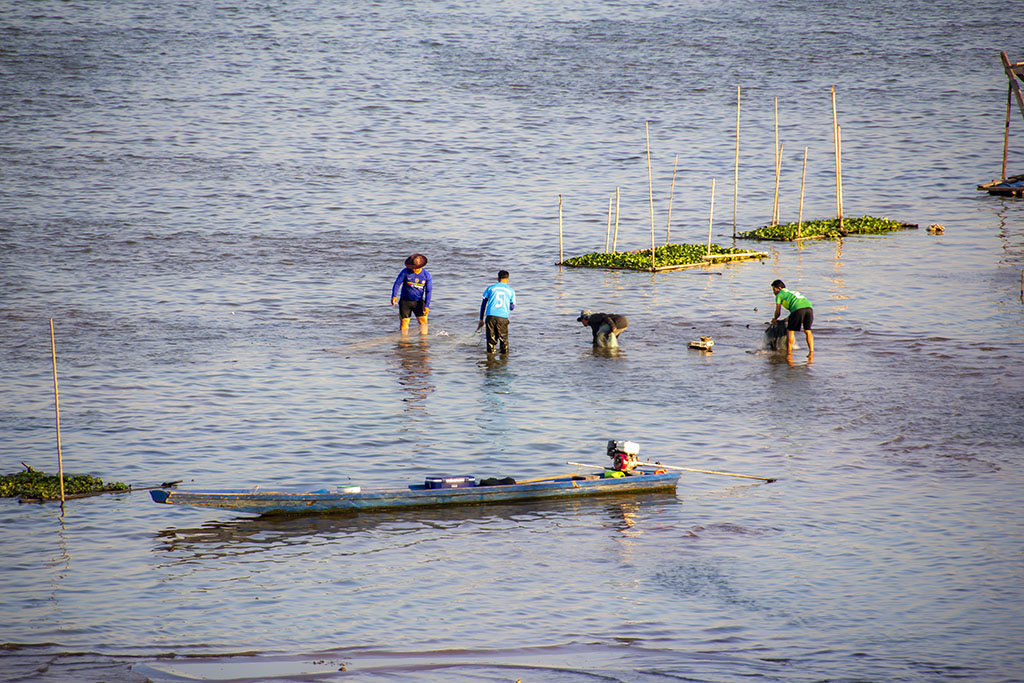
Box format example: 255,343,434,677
338,485,361,493
688,336,714,351
927,223,945,234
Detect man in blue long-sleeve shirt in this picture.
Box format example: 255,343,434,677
476,270,516,354
391,253,432,334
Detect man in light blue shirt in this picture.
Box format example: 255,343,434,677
476,270,516,354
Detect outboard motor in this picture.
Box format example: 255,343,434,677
764,318,789,351
607,440,640,471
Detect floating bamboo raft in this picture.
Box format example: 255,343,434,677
559,243,768,272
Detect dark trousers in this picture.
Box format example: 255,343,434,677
485,315,509,353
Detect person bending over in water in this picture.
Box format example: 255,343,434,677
391,253,431,334
577,310,628,349
770,279,813,359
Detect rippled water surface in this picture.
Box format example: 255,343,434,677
2,1,1024,681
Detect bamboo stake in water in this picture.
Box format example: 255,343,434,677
706,178,716,257
832,86,842,227
666,154,678,244
646,121,656,271
49,318,65,505
612,186,620,252
605,196,613,252
770,141,778,227
772,96,779,226
837,124,844,230
1004,83,1013,181
558,194,563,264
733,84,740,237
798,146,808,238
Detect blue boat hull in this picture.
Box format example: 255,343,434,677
149,472,680,515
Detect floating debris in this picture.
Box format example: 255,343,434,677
927,223,945,234
688,336,714,351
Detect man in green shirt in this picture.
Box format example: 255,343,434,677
770,279,814,359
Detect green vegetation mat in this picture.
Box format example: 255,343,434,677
561,242,763,270
1,468,129,499
738,215,915,241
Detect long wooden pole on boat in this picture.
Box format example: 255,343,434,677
612,186,620,252
666,154,678,244
605,196,612,252
706,178,716,257
733,84,740,237
49,318,66,505
646,121,656,271
798,146,808,238
558,194,563,265
567,461,775,483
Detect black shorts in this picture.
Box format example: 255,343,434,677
787,307,813,331
399,299,426,319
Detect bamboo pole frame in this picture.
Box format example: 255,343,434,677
666,154,678,244
49,318,65,505
733,85,740,237
646,121,656,271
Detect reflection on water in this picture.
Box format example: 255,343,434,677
387,337,433,416
152,494,680,563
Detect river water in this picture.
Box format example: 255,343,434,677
2,1,1024,681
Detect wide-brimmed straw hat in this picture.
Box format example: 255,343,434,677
405,253,428,268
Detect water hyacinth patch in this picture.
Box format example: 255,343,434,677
739,215,915,241
1,468,129,499
561,242,763,270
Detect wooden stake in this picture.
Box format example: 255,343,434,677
49,318,65,505
666,154,678,244
832,86,842,227
646,122,656,271
1004,82,1013,181
837,124,844,229
773,96,779,226
613,186,620,252
770,142,778,225
733,84,740,237
706,178,716,257
605,196,613,252
798,147,808,238
558,194,563,265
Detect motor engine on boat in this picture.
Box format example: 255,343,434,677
607,439,640,471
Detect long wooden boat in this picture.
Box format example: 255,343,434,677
149,468,680,515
